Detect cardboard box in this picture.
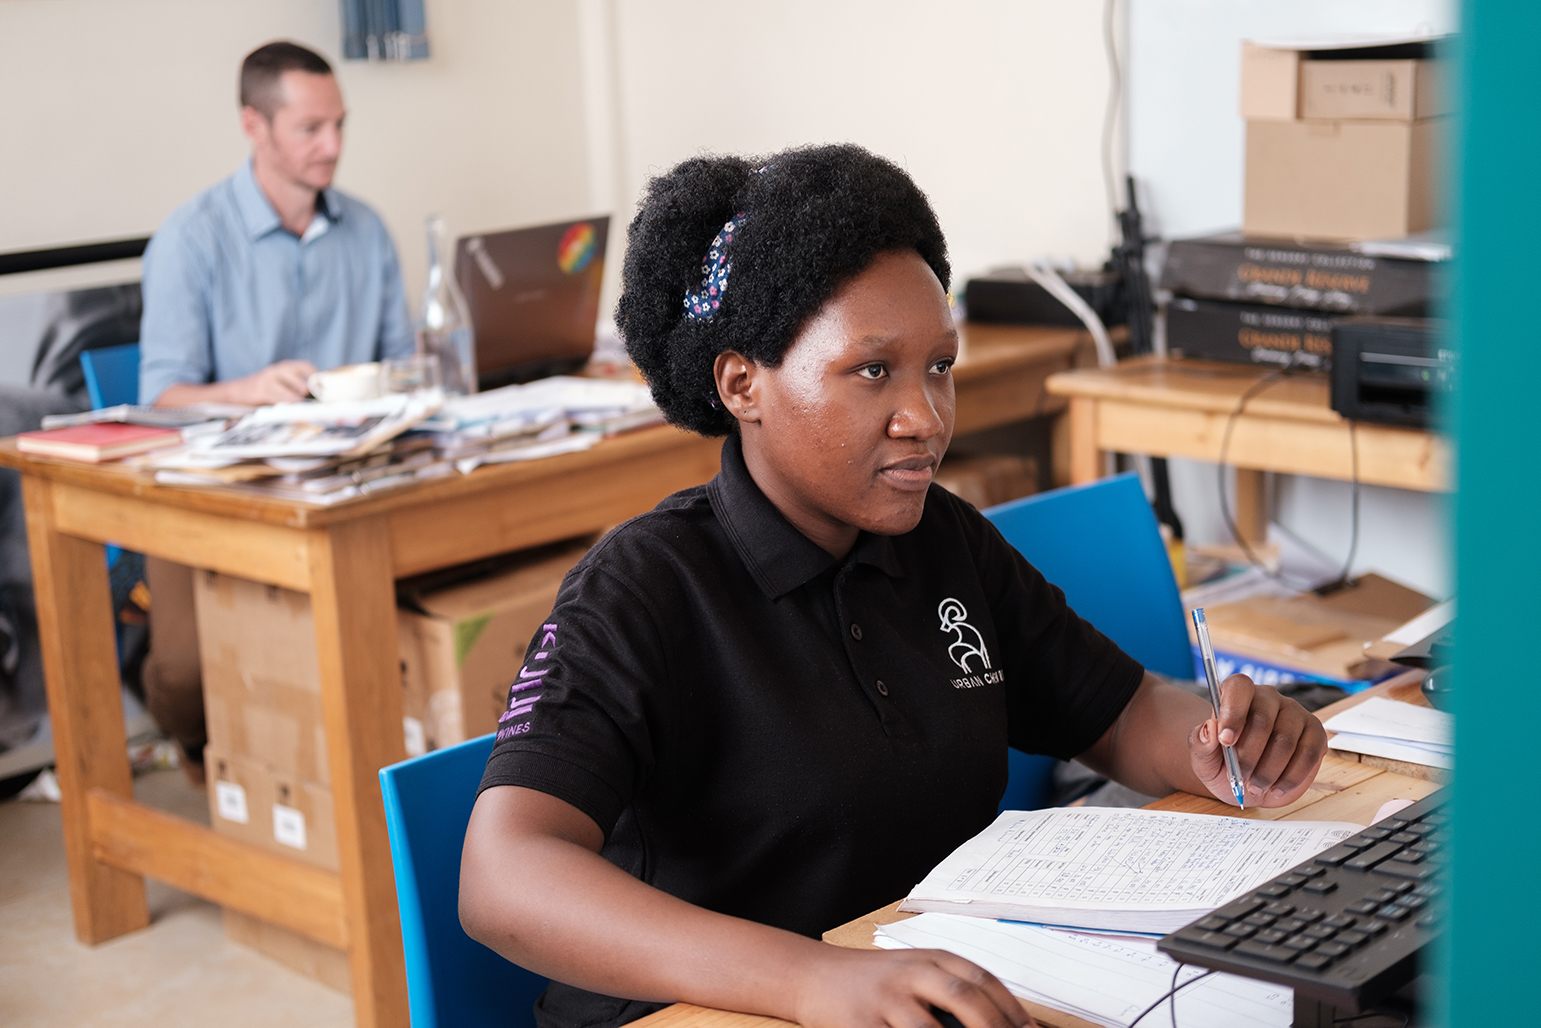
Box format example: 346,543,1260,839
195,572,329,784
204,745,270,852
1190,573,1433,692
1244,118,1443,242
223,909,350,993
1167,297,1337,370
1300,58,1446,121
205,745,338,871
1242,35,1449,121
934,454,1038,510
397,537,593,745
1241,42,1301,120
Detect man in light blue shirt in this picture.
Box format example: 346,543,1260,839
139,40,413,408
138,41,414,782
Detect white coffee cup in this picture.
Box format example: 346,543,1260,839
308,362,383,403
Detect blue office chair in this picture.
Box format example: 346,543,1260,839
79,342,141,409
78,343,145,628
984,472,1191,811
380,734,548,1028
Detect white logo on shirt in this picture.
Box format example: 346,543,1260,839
938,598,991,673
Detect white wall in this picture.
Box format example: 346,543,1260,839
604,0,1119,300
1126,0,1458,598
0,0,595,313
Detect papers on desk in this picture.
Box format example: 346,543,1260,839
39,402,255,431
116,376,661,505
1323,696,1454,770
875,913,1290,1028
900,808,1361,934
418,376,658,436
192,391,442,459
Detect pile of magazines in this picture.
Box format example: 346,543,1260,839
51,377,661,506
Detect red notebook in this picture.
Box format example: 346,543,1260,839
17,422,183,463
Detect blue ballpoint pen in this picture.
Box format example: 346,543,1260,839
1192,607,1247,809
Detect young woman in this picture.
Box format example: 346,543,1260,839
461,145,1328,1028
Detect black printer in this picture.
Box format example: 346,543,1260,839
1329,317,1454,429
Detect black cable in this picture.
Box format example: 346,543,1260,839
1125,963,1215,1028
1167,958,1182,1027
1216,368,1289,578
1214,354,1367,596
1317,417,1362,594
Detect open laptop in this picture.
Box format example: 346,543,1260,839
455,216,610,391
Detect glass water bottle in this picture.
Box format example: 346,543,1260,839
417,215,476,395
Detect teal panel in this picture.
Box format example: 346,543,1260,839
1447,1,1541,1023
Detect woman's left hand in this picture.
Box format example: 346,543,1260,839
1188,674,1329,808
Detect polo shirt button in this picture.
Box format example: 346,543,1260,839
850,623,863,641
875,680,889,696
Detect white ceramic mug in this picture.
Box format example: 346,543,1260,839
307,362,383,403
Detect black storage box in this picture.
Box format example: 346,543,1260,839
1330,316,1452,429
1167,296,1338,370
964,268,1125,327
1161,233,1438,316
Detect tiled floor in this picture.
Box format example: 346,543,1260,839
0,770,354,1027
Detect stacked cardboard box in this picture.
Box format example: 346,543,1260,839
194,571,348,987
1240,37,1447,241
194,534,592,987
1164,36,1447,370
397,535,597,750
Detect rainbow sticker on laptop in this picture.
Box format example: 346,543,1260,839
557,222,598,274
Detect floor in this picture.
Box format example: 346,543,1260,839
0,769,354,1028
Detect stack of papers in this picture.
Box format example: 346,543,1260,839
192,391,442,459
876,913,1290,1028
1323,697,1453,770
145,435,456,505
120,376,663,505
901,807,1361,934
416,376,660,473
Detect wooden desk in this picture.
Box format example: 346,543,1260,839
1,425,722,1028
634,758,1442,1028
951,322,1097,436
0,324,1090,1028
1045,356,1451,544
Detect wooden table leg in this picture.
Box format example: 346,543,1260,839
1066,396,1102,484
21,475,149,942
1232,468,1270,547
308,517,409,1028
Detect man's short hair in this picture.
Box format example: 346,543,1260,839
240,41,333,118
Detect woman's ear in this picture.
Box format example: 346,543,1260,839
713,350,761,424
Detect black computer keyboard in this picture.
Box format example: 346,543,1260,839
1157,788,1447,1013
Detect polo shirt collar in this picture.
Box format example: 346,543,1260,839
233,158,341,242
709,434,904,600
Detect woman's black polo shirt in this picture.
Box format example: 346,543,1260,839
479,434,1144,1028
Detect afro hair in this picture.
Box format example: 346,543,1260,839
617,143,951,436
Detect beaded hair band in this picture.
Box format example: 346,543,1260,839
682,212,747,322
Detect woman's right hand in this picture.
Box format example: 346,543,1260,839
792,945,1036,1028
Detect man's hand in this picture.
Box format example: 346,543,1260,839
154,359,317,408
1189,674,1328,808
793,946,1035,1028
223,360,317,405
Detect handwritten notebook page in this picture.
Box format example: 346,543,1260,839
902,807,1361,933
